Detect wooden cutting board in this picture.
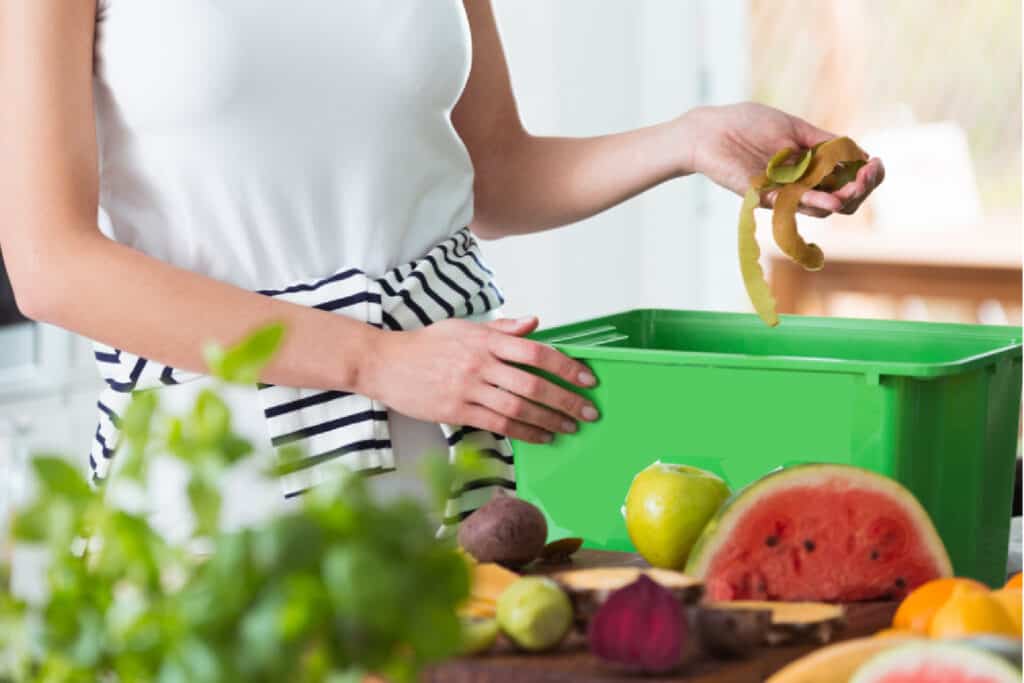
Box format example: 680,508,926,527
427,550,898,683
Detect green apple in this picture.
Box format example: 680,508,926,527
624,462,730,570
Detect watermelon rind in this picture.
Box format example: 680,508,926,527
947,636,1023,669
850,642,1022,683
684,464,952,581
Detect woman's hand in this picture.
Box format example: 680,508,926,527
359,317,599,444
681,102,885,218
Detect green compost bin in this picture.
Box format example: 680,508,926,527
511,309,1023,586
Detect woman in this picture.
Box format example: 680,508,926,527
0,1,882,533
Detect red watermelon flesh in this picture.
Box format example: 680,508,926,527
685,465,952,603
866,666,1008,683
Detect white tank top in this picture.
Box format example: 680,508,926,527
93,0,475,290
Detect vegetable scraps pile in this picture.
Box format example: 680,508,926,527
739,136,869,326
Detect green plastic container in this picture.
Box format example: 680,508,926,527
513,309,1022,586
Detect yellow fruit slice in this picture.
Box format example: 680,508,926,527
991,588,1022,635
471,562,520,603
458,596,497,619
928,584,1018,638
459,562,521,618
766,634,921,683
1005,573,1022,590
892,577,989,634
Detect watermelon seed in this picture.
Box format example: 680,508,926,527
894,577,906,589
870,549,880,560
802,539,816,552
765,535,779,547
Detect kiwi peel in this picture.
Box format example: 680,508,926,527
739,136,869,326
539,537,584,565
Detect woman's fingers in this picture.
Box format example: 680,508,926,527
833,158,884,215
799,190,843,213
485,316,539,337
487,334,597,388
483,362,599,423
474,384,576,435
762,188,835,218
462,404,553,444
765,157,885,218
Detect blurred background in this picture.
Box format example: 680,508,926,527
0,0,1020,469
487,0,1021,327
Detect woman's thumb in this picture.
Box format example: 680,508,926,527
485,316,539,336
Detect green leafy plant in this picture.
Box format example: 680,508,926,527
0,325,471,682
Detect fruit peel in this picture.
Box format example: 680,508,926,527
539,537,583,565
738,136,869,326
738,187,779,327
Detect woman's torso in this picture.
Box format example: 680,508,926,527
92,0,475,289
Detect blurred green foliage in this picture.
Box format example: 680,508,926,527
0,325,470,682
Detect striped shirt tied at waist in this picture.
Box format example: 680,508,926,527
90,227,515,529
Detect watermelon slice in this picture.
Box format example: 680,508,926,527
685,464,952,602
850,642,1022,683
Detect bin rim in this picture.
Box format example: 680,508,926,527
531,308,1023,380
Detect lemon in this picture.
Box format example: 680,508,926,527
990,588,1022,635
624,462,730,570
928,585,1018,638
892,577,988,634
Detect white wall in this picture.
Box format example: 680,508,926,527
486,0,749,326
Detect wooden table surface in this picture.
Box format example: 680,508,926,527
428,550,898,683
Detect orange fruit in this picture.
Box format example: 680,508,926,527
928,585,1018,638
892,577,989,633
991,588,1022,635
1005,573,1022,590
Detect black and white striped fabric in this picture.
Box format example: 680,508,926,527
90,228,515,530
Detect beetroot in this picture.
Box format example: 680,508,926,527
588,575,687,673
458,491,547,568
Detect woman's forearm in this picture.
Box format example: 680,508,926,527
19,228,379,392
470,115,697,239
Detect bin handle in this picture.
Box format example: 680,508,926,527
545,325,629,348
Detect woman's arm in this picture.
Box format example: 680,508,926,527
455,0,884,239
0,1,379,392
0,0,598,444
